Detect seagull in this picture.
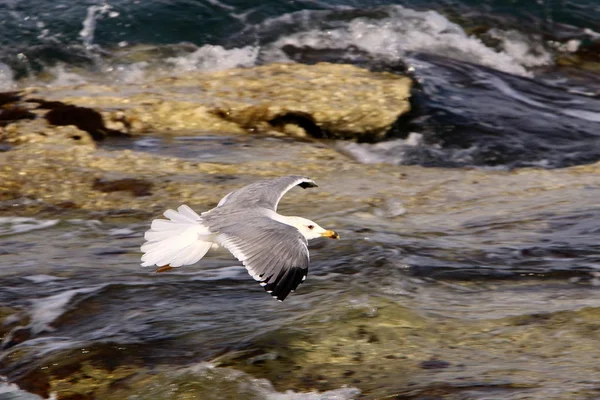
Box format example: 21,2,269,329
140,176,339,301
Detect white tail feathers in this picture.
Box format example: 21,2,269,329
141,205,214,268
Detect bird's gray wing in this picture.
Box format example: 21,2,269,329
217,176,317,211
203,211,309,301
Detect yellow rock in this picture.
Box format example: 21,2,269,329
9,63,412,141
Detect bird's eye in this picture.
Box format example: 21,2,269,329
308,225,314,230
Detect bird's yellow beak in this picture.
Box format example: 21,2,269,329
321,230,339,239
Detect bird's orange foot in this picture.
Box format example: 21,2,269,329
155,265,174,273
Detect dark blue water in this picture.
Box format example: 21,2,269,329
1,0,599,169
1,0,598,50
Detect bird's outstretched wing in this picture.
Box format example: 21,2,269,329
205,212,310,301
215,176,317,211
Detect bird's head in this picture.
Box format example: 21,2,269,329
288,217,339,241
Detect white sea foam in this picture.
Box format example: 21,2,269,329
166,44,259,73
42,61,149,86
34,44,259,86
30,286,104,334
264,387,360,400
111,61,149,83
0,62,15,90
46,65,89,87
8,5,559,89
189,265,247,281
134,137,162,148
0,217,58,236
487,29,553,68
337,132,424,164
23,275,65,284
79,4,116,48
564,39,581,53
17,6,555,87
183,363,361,399
584,28,600,39
107,228,135,236
262,6,549,76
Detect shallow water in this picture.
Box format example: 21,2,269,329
103,134,309,164
1,0,600,398
2,1,600,169
1,136,600,398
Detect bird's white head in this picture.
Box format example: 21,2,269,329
286,216,339,241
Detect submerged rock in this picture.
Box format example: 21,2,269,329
0,141,362,215
213,294,600,398
1,132,600,220
1,138,599,399
7,291,599,399
0,307,28,344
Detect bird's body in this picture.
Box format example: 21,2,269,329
140,176,338,301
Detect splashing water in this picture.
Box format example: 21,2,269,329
0,62,14,90
259,6,554,77
79,4,118,49
166,45,259,73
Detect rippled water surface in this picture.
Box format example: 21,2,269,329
1,136,600,398
1,0,600,398
2,1,599,168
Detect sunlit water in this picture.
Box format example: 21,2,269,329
1,0,600,398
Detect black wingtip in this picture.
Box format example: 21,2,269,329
298,181,318,189
262,267,307,301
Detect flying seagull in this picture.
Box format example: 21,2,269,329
140,176,339,301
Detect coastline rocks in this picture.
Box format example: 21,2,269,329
0,140,382,215
1,119,95,147
213,294,600,398
3,59,600,400
186,62,413,140
2,63,412,142
2,136,600,223
7,293,600,399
